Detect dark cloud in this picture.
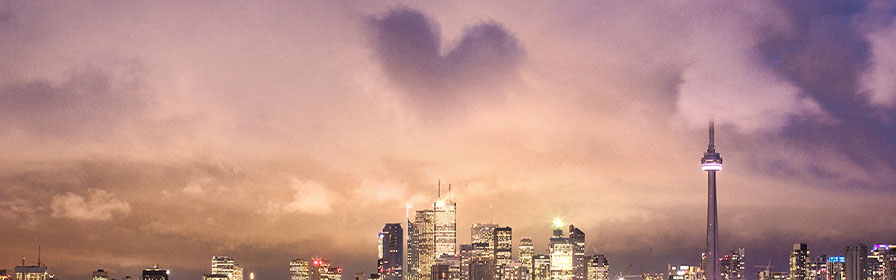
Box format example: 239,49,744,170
368,8,524,115
0,60,149,137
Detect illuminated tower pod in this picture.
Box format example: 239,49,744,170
701,121,722,280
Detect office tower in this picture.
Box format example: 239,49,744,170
311,259,343,280
213,256,243,280
472,243,495,280
519,238,534,275
701,121,723,280
586,255,609,280
461,245,474,280
568,226,586,280
807,256,828,280
502,262,530,280
829,257,846,280
142,265,168,280
550,228,573,280
668,265,702,280
869,245,896,280
291,259,312,280
533,255,551,280
434,198,457,258
720,249,745,280
495,227,513,280
473,224,499,260
790,244,810,280
93,270,109,280
14,266,47,280
380,223,405,280
846,244,869,280
413,210,436,280
409,218,420,280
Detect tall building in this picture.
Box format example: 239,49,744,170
701,121,723,280
434,255,461,280
460,245,474,280
495,227,513,280
212,256,243,280
434,181,457,258
409,218,420,280
808,256,828,280
379,223,404,280
473,224,499,260
790,244,810,280
586,255,609,280
291,259,311,280
568,226,586,280
533,255,551,280
311,259,342,280
14,266,48,280
142,265,168,280
846,244,868,280
472,243,495,280
93,270,109,280
519,238,534,275
828,257,846,280
720,249,745,280
502,262,530,280
869,245,896,280
550,227,573,280
414,210,436,280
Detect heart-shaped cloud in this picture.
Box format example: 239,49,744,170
368,8,524,116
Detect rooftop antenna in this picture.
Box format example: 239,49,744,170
22,256,25,266
38,246,41,266
448,183,452,201
437,178,441,199
708,119,716,153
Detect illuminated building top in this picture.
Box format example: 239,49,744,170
701,121,723,171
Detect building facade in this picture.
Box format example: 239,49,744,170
790,244,810,280
720,249,745,280
586,255,609,280
379,223,404,280
568,226,586,280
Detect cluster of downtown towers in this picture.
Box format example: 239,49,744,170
368,189,602,280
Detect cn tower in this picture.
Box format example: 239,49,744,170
701,121,722,280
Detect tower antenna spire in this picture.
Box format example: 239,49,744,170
38,245,41,266
437,177,441,199
448,183,452,201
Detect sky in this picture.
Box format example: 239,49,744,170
1,1,896,280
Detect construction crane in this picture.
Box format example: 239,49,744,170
753,260,773,274
616,264,634,280
641,247,653,278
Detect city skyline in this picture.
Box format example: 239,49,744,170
3,2,896,280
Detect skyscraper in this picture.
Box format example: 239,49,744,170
212,256,243,280
586,255,609,280
291,259,311,280
568,226,586,280
409,219,420,280
495,227,513,280
828,257,846,280
311,259,342,280
790,244,810,280
868,245,896,280
808,256,828,280
142,265,168,280
472,243,495,280
473,224,499,260
414,210,436,280
380,223,404,280
550,227,573,280
720,249,745,280
519,238,534,276
434,182,457,258
701,121,723,280
460,244,474,280
533,255,551,280
845,244,869,280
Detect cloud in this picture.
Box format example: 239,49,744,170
268,179,336,215
675,2,827,132
861,20,896,106
0,59,148,137
50,189,131,221
367,8,524,115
